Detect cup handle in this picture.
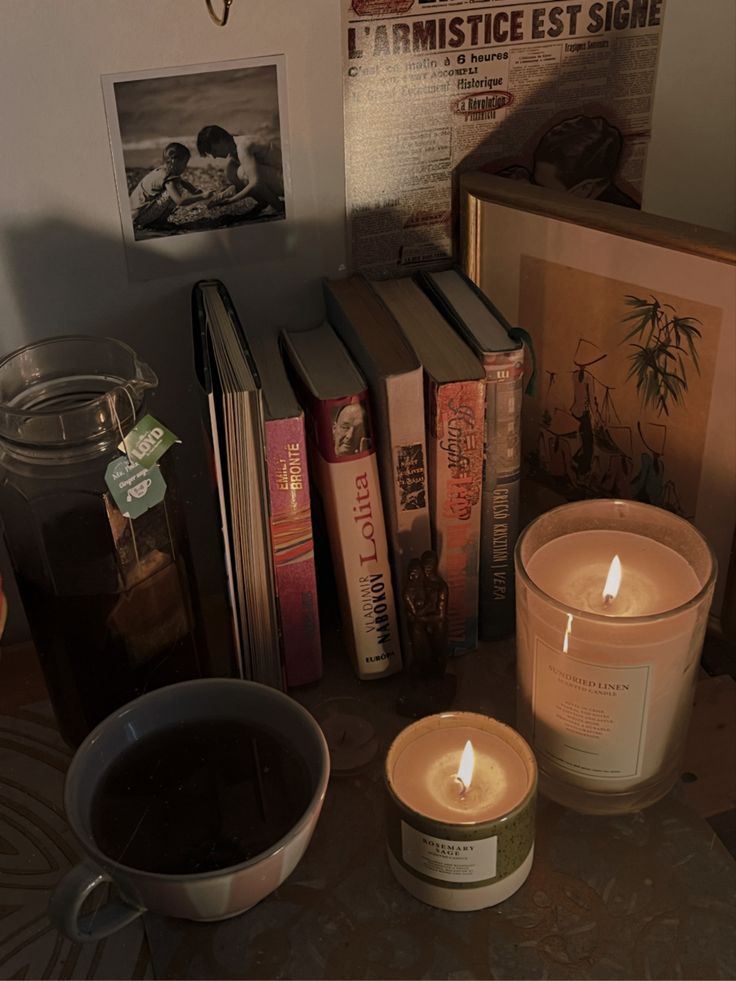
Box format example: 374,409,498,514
49,859,145,942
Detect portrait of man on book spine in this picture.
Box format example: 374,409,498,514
316,397,374,464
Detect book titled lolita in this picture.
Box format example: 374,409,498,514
281,323,402,681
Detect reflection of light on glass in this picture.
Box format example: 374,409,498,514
124,722,140,740
455,740,475,796
602,555,622,607
562,612,574,654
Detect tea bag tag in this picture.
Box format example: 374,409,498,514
117,414,180,471
105,456,167,519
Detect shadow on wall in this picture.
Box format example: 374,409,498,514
453,108,641,211
446,98,642,266
347,79,642,279
0,214,328,647
3,216,188,355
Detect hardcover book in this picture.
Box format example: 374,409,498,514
371,277,485,655
281,322,402,680
417,267,525,640
323,274,432,657
191,280,283,689
239,331,322,688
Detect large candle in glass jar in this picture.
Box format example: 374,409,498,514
385,712,536,910
515,499,716,814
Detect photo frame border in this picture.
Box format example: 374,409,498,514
101,54,293,282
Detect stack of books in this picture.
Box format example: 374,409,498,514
192,268,524,688
417,268,526,640
370,275,485,656
280,320,402,681
322,276,431,660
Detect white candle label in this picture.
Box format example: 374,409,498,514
400,822,498,883
532,638,650,779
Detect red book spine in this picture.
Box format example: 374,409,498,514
427,379,485,654
264,415,322,686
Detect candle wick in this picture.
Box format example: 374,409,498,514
454,775,467,798
603,593,614,608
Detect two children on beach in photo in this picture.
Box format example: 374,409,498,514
129,142,209,231
129,126,284,233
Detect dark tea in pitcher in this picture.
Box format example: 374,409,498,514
0,337,206,746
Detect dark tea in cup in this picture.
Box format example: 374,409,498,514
49,679,330,940
91,718,313,875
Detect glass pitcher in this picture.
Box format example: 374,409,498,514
0,335,204,746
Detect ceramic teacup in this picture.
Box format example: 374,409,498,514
49,678,330,941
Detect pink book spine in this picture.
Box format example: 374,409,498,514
264,414,322,687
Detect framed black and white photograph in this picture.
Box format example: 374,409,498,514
102,56,291,279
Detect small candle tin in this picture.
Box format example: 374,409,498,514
384,712,537,911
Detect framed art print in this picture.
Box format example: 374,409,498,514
460,172,736,619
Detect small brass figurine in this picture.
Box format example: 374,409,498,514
397,550,456,718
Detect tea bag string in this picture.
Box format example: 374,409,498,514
107,390,140,565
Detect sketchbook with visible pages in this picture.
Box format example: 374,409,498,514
191,279,282,689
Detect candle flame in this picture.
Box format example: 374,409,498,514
455,740,475,794
602,554,622,605
562,612,574,654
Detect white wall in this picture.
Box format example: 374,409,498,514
1,1,348,347
0,0,734,642
0,0,348,641
644,0,736,232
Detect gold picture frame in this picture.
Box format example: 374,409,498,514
460,171,736,625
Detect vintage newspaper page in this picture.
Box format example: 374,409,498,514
343,0,666,276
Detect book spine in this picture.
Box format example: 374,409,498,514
384,372,432,654
427,379,484,655
386,371,432,563
263,415,322,687
480,350,525,640
308,396,402,680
